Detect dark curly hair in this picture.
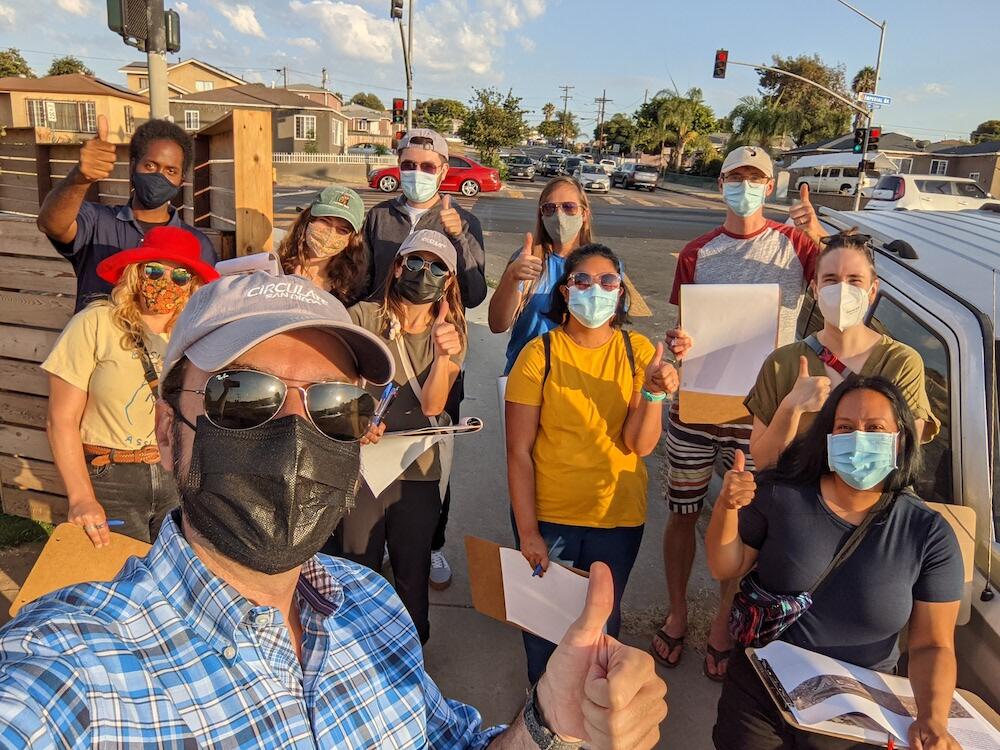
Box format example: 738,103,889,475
129,119,194,173
547,243,632,328
277,206,368,306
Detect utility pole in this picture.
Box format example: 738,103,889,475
559,84,574,148
406,0,414,129
275,66,288,88
145,0,169,119
321,67,328,90
594,89,612,152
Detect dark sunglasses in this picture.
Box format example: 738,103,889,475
821,233,872,247
540,201,582,217
403,255,449,278
399,160,440,174
567,272,622,291
174,369,376,442
143,262,192,286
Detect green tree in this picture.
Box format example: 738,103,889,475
537,111,578,145
416,98,468,133
47,55,94,77
971,120,1000,144
726,96,802,155
598,113,638,153
851,66,877,94
758,54,852,144
0,48,34,78
458,87,528,163
350,92,385,110
636,88,716,170
541,102,556,121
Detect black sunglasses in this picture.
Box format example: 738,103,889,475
540,201,582,217
820,233,872,247
143,262,192,286
174,369,376,442
403,255,449,278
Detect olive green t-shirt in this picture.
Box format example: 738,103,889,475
349,301,466,480
744,335,939,442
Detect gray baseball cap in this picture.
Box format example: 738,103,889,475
397,229,457,273
397,128,449,159
160,271,394,387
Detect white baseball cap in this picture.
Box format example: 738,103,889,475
721,146,774,179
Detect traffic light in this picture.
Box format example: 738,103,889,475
392,98,405,125
853,128,866,154
868,127,881,152
713,49,728,79
390,0,403,19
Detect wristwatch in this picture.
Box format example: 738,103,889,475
523,684,583,750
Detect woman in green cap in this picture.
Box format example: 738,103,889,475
277,185,368,305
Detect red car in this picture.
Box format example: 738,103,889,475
368,155,501,197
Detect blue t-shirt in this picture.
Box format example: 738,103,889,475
739,480,963,671
503,250,566,374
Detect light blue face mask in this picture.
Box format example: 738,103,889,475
827,431,899,490
567,285,619,328
400,169,440,203
723,181,768,217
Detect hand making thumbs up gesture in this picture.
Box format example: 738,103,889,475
439,194,463,237
718,450,757,511
76,114,116,184
784,354,831,415
788,183,826,244
432,300,461,358
509,232,543,282
642,341,679,396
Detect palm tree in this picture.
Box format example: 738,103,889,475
649,88,715,171
851,66,877,94
726,96,802,154
542,102,556,122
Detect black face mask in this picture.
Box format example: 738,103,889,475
180,415,360,574
132,171,181,209
397,266,447,304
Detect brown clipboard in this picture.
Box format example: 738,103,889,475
10,523,151,618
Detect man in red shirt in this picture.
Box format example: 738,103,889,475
653,146,825,680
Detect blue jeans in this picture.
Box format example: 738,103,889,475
511,517,644,684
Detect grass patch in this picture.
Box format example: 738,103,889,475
0,513,53,550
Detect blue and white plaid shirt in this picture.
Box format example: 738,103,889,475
0,512,505,748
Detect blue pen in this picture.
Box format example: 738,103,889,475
106,519,125,528
531,536,565,577
371,383,399,426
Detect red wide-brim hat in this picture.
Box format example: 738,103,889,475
96,226,220,285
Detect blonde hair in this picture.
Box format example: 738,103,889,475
102,263,202,354
377,256,467,349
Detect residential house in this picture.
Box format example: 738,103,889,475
341,103,393,151
286,83,343,111
119,59,245,97
0,74,148,143
912,141,1000,196
781,131,929,174
170,83,348,154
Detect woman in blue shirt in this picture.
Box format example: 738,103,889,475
488,176,593,374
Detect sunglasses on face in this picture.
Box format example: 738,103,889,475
174,369,376,442
143,263,192,286
540,201,582,217
722,174,769,184
403,255,450,278
567,272,622,291
821,233,872,246
399,160,440,174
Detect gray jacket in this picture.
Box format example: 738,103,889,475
361,195,487,309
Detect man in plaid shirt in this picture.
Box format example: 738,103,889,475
0,270,666,749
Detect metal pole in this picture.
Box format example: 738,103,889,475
854,20,885,211
145,0,169,120
405,0,414,130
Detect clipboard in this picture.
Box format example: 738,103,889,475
10,523,150,617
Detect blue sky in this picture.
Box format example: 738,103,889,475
2,0,997,143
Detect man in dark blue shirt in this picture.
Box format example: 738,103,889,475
36,115,217,312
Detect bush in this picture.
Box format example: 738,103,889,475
481,154,509,182
700,157,724,178
374,144,390,156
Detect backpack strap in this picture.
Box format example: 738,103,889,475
541,331,552,386
621,329,636,376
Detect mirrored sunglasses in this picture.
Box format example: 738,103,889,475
403,255,449,278
567,272,622,291
399,160,440,174
143,263,192,286
540,201,582,217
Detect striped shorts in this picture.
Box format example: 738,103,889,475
662,403,756,514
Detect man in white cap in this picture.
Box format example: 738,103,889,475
652,147,825,679
0,271,667,749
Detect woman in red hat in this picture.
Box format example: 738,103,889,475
42,226,218,547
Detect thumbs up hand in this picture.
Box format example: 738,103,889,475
535,561,668,748
788,183,826,245
76,114,117,184
719,449,757,511
509,232,543,282
643,341,679,396
432,299,461,358
785,354,831,415
439,194,463,237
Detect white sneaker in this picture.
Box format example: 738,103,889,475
429,549,452,590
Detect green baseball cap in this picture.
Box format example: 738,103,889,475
309,185,364,232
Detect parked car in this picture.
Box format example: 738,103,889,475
795,165,882,196
560,157,584,176
865,174,995,211
540,155,565,177
579,153,595,163
573,163,611,192
552,147,572,156
506,155,536,181
808,207,1000,711
368,155,501,196
599,159,617,175
612,162,658,191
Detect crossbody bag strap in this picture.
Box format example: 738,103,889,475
621,329,636,376
807,489,895,596
393,333,440,428
135,338,160,398
804,334,852,377
541,331,552,386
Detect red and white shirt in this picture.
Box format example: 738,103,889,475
670,220,820,346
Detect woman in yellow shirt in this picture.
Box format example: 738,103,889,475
505,243,678,682
43,227,217,547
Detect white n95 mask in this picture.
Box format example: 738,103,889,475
817,282,871,331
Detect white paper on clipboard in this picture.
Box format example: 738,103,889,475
680,284,780,397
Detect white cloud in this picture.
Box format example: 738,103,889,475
517,34,535,52
924,82,947,96
56,0,91,16
288,36,319,50
289,1,395,64
174,1,188,12
521,0,545,18
0,3,15,25
217,3,265,38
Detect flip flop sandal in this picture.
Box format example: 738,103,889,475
703,643,735,683
650,628,685,669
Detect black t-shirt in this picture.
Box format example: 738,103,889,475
739,480,963,671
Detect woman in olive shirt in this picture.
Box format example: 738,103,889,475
746,230,938,470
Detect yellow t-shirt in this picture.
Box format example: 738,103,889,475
505,327,655,529
41,304,169,450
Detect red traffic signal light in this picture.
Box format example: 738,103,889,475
868,127,881,152
392,98,405,124
713,49,729,79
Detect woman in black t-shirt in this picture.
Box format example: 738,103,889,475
706,376,963,750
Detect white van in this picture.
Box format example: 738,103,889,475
866,174,994,211
796,165,882,195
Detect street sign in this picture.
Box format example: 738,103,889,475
861,93,892,106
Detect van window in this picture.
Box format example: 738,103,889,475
915,179,956,195
869,296,954,504
843,167,859,178
828,168,842,178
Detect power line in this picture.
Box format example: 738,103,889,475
559,83,574,147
